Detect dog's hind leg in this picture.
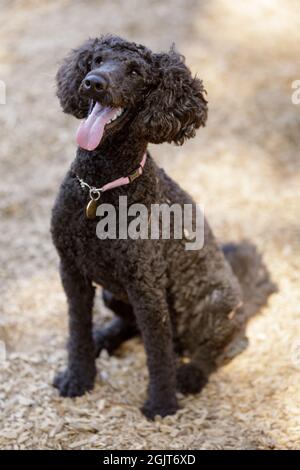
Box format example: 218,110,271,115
176,360,209,394
175,281,246,395
222,241,277,320
176,340,231,395
93,290,139,357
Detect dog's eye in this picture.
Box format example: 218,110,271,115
131,69,139,77
94,56,103,66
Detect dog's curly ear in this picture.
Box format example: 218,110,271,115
56,38,96,118
137,46,208,145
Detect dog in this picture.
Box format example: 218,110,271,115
51,35,275,419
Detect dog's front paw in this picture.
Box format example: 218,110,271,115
141,397,179,420
53,368,95,397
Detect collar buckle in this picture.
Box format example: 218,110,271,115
128,167,141,183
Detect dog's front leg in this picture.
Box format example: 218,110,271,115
126,258,178,419
53,261,96,397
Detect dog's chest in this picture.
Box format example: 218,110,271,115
51,184,124,291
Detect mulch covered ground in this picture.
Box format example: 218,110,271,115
0,0,299,449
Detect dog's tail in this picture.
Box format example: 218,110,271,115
222,240,277,322
216,241,277,365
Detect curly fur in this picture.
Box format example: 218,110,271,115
51,35,275,419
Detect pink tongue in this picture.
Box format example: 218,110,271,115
76,102,118,151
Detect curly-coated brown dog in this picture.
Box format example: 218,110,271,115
51,35,275,419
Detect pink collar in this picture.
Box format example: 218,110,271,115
77,152,147,196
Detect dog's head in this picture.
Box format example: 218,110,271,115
56,35,208,150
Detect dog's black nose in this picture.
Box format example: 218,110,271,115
82,74,108,95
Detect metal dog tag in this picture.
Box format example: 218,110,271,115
86,189,101,219
86,199,98,219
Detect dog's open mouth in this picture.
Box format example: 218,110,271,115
76,101,126,151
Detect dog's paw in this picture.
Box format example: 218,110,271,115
141,397,179,420
53,368,95,397
176,362,208,395
93,329,105,357
93,328,109,357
